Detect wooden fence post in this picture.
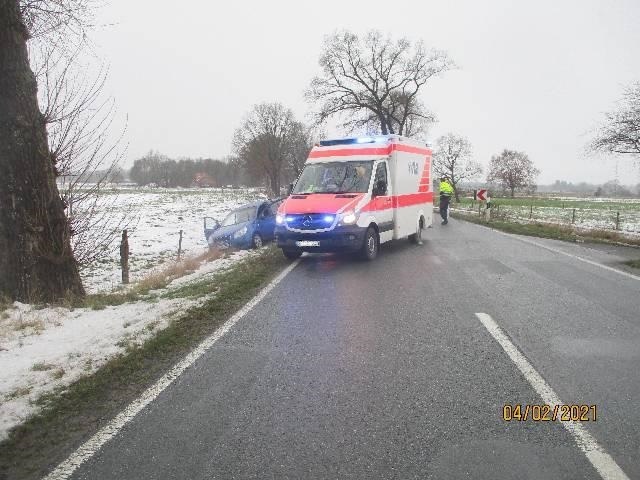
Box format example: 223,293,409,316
615,212,620,231
120,230,130,284
529,204,533,219
178,229,183,260
572,208,576,224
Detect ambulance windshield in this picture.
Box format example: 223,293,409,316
293,161,373,194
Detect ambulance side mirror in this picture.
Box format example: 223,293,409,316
373,180,387,197
287,183,294,195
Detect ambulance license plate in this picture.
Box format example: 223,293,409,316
296,240,320,247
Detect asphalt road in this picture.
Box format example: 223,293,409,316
69,218,640,480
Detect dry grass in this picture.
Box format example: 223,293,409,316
9,315,45,335
578,228,640,246
131,247,225,295
0,295,11,312
31,363,55,372
5,386,32,401
69,248,227,310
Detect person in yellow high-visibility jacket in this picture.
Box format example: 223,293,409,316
439,177,454,225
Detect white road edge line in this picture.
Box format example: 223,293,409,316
466,221,639,281
475,312,630,480
44,258,301,480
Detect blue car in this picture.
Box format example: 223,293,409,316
204,199,283,249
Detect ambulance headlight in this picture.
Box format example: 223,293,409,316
341,211,357,225
276,214,284,225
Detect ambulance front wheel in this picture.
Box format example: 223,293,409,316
282,248,302,260
360,226,379,261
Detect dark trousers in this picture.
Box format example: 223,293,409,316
440,195,450,220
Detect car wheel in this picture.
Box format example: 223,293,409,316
359,226,379,261
251,233,263,249
282,248,302,260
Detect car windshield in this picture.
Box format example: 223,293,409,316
293,161,373,194
221,206,255,227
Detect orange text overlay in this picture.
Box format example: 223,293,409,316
503,404,597,422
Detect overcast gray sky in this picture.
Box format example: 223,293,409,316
88,0,640,184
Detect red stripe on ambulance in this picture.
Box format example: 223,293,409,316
308,143,431,159
308,146,392,158
361,192,433,211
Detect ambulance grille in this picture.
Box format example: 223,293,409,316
286,213,332,230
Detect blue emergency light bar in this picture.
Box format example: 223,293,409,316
319,136,390,146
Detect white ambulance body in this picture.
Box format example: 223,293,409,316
275,135,433,260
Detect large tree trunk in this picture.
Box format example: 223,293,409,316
0,0,84,302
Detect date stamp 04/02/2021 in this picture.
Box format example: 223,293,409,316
503,404,597,422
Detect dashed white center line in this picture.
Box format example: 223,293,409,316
475,312,629,480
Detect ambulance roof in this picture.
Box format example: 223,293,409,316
308,135,430,163
318,134,423,148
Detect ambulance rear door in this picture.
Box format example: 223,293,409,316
391,145,428,239
369,160,393,244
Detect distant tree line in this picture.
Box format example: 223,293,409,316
538,180,640,197
129,151,248,188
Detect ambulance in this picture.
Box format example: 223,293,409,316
275,134,433,260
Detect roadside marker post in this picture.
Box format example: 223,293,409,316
120,230,130,284
474,189,490,221
484,195,491,221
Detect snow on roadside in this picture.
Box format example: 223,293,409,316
0,249,256,441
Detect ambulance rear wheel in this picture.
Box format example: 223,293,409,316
282,248,302,260
360,227,379,261
409,217,423,244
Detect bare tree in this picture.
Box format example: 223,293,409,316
432,133,482,201
591,82,640,158
306,30,453,137
233,103,304,196
36,49,131,267
20,0,133,273
20,0,93,43
129,151,170,186
1,0,85,301
283,122,319,182
487,149,540,198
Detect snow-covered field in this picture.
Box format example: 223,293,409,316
0,249,258,441
454,197,640,235
79,187,267,292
